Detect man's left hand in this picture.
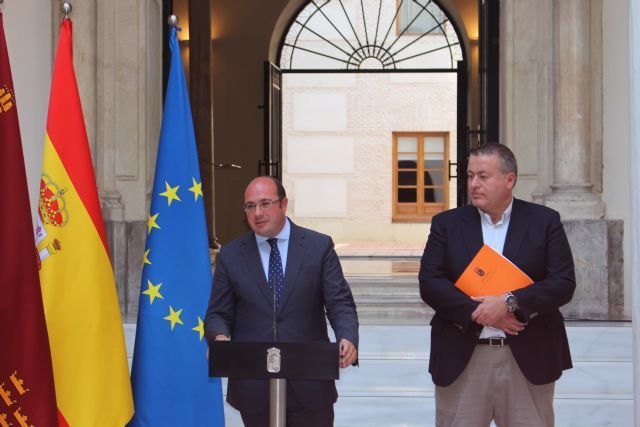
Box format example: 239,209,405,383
471,294,509,327
339,338,358,368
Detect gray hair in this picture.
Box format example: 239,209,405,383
469,143,518,176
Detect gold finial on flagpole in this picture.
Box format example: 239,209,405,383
62,2,72,19
168,14,179,28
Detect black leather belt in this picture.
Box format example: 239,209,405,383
478,337,508,347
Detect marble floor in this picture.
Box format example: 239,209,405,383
214,323,633,427
123,241,633,426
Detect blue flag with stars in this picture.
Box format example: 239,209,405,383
128,25,225,427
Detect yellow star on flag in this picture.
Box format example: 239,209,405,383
143,248,151,265
188,177,203,201
192,317,205,341
159,181,181,206
142,280,163,304
164,306,184,331
147,213,161,234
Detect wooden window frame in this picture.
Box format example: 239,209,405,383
392,132,450,223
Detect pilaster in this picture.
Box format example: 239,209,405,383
627,0,640,423
544,0,605,219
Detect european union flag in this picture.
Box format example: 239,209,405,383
128,25,225,427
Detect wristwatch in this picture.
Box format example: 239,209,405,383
505,292,518,313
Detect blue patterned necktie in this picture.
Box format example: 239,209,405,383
267,238,285,307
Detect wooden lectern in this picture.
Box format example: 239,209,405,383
209,341,339,427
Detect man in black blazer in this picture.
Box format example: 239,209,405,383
205,176,359,427
419,144,575,426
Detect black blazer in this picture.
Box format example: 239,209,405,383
205,221,359,413
419,199,575,387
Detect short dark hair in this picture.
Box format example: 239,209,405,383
469,143,518,176
262,176,287,199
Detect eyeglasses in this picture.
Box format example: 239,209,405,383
242,199,282,212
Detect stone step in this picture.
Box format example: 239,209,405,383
356,305,433,325
347,276,432,324
348,276,419,296
340,258,421,278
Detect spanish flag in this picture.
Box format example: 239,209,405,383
0,10,58,426
36,18,133,426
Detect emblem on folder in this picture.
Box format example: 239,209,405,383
267,347,281,373
474,267,486,277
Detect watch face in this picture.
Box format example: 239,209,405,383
506,295,517,312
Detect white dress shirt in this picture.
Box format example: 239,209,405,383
478,199,513,339
255,218,290,279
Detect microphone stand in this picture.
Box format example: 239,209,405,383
272,270,278,343
269,270,285,427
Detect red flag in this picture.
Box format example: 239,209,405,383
37,18,133,426
0,10,59,426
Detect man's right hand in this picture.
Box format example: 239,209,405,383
215,334,230,341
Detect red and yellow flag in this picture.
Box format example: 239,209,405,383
36,18,133,426
0,11,59,426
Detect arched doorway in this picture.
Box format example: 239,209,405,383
165,0,497,244
267,0,471,241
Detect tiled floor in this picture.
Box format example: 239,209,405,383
215,242,633,426
215,323,633,427
125,241,634,426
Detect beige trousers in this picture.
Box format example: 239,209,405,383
435,345,555,427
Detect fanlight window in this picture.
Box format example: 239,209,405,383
280,0,463,70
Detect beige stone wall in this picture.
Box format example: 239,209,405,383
282,72,457,242
7,0,631,318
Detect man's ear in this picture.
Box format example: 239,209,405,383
506,172,517,189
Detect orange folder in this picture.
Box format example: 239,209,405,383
455,244,533,297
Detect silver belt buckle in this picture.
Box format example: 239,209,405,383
489,337,504,347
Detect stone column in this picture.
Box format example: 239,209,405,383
57,0,163,317
95,0,163,317
538,0,624,321
628,1,640,423
544,0,605,219
95,0,125,226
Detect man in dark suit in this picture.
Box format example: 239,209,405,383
205,176,359,427
419,143,575,426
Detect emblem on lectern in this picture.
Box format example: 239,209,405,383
267,347,281,373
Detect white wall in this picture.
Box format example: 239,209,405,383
603,0,631,317
4,1,52,217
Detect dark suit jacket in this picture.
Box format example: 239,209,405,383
205,220,359,413
419,198,575,387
